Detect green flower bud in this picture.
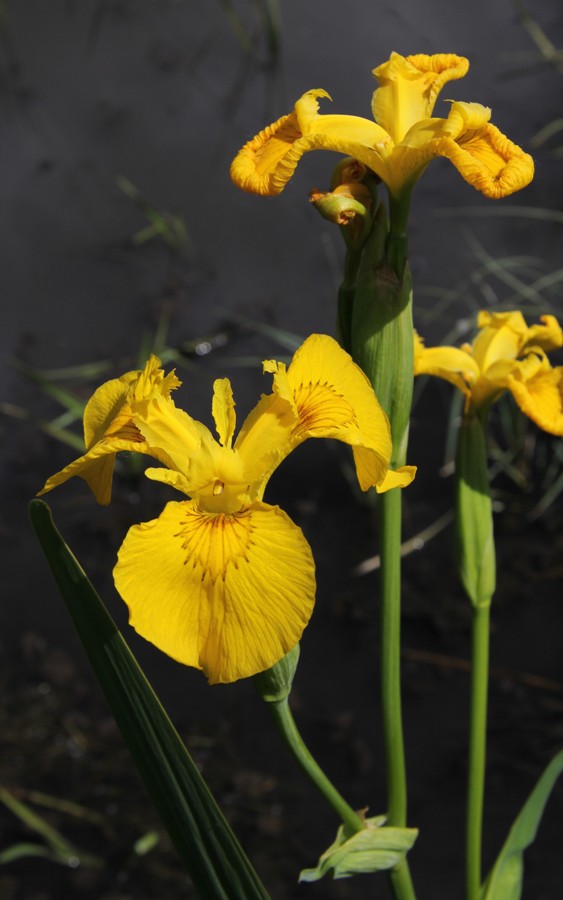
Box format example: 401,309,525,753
252,644,300,703
455,413,496,608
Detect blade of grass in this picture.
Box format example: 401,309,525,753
11,360,86,418
0,786,102,868
0,403,85,451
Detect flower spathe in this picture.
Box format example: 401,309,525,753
230,52,534,200
39,335,415,683
414,310,563,434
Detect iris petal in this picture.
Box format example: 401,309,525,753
114,499,316,683
372,52,469,143
507,365,563,436
236,334,415,494
231,52,534,200
38,355,180,504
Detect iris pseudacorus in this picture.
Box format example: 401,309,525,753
39,335,415,683
230,52,534,200
414,310,563,433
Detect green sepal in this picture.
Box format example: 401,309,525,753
455,414,496,608
299,815,418,882
28,499,269,900
253,644,300,703
480,749,563,899
350,202,414,464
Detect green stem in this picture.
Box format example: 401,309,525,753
349,190,416,899
266,697,365,834
379,488,417,900
378,487,407,828
466,602,491,900
389,859,417,900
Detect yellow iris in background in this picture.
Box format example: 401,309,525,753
230,52,534,200
39,334,415,683
414,311,563,434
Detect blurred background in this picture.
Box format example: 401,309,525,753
1,1,563,897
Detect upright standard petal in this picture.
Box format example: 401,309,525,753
114,500,316,684
372,52,469,144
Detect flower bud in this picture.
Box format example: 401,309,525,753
252,644,300,703
309,183,371,226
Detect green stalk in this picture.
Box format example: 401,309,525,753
378,487,407,827
466,602,491,900
266,698,365,834
349,190,416,899
379,487,417,900
455,413,496,900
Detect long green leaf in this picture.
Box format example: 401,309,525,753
29,499,269,900
480,749,563,899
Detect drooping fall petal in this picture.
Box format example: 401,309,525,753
38,355,180,505
230,90,391,197
236,334,415,494
506,357,563,435
413,332,479,399
114,499,316,684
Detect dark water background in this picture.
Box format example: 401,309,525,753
2,1,563,897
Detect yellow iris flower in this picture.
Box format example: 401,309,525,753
414,311,563,434
39,334,415,683
230,52,534,200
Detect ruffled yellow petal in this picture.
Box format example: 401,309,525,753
38,354,180,505
507,360,563,436
434,119,534,199
372,52,469,144
83,354,180,448
231,53,533,201
230,90,392,196
522,314,563,353
114,499,316,684
387,103,534,199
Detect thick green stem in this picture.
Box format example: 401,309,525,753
349,191,416,899
266,697,365,834
466,602,491,900
386,191,411,278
